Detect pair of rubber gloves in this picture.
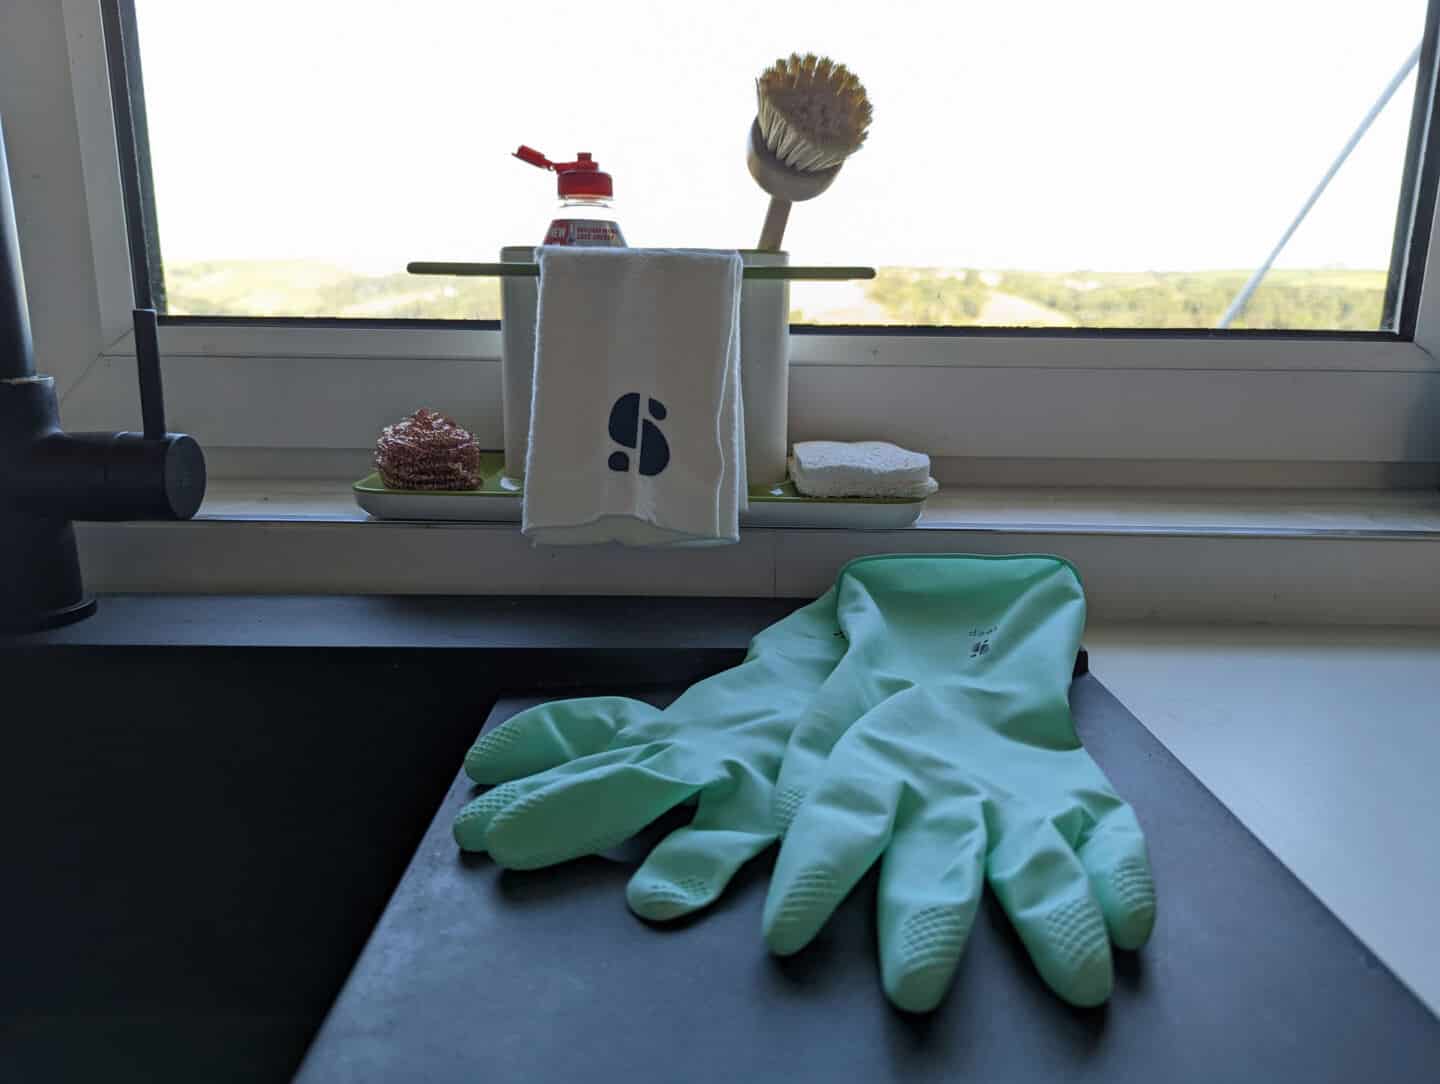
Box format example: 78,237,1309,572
453,554,1156,1012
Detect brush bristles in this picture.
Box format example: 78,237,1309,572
756,52,872,172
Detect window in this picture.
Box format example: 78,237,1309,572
7,0,1439,469
127,0,1431,332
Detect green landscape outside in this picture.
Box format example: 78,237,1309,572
162,262,1389,331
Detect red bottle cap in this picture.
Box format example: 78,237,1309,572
514,145,613,198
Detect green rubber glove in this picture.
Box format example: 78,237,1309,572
763,554,1157,1012
453,589,845,920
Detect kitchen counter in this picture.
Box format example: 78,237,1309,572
295,683,1440,1083
4,596,1438,1080
1087,623,1440,1015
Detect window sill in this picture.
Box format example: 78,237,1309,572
69,480,1440,624
190,479,1440,537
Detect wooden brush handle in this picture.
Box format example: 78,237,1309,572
757,196,792,252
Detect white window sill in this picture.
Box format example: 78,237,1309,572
73,481,1440,624
191,480,1440,537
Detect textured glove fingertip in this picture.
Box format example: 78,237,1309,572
763,866,843,957
1111,913,1156,953
626,874,717,922
764,924,806,957
463,730,517,784
453,802,496,852
1099,857,1158,951
452,781,525,852
1038,897,1114,1007
886,964,955,1015
880,904,975,1014
1060,955,1113,1008
771,784,807,833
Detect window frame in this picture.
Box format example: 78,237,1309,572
28,0,1440,467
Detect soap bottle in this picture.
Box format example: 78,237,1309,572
514,145,626,247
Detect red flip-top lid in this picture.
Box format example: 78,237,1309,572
514,145,613,198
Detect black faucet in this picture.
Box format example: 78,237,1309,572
0,117,206,633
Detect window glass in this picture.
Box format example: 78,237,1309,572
132,0,1430,329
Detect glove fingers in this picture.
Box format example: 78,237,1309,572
627,823,775,921
763,772,901,957
988,819,1114,1007
627,772,779,921
1077,806,1157,951
772,685,910,834
464,697,661,784
453,744,671,854
485,760,708,870
876,802,988,1014
454,778,536,852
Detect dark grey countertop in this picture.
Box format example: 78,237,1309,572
294,683,1440,1084
6,594,1435,1082
0,594,802,650
0,593,810,1084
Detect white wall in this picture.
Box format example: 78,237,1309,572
0,0,105,396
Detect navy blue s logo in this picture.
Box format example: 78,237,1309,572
607,393,670,476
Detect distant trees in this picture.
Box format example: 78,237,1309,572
163,261,502,319
865,268,988,324
160,260,1387,331
861,268,1386,330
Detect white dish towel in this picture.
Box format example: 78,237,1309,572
522,247,746,546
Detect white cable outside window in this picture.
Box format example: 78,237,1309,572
1218,43,1424,329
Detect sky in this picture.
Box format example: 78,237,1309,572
134,0,1430,274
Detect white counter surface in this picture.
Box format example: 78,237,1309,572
1089,624,1440,1015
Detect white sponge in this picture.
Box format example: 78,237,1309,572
790,441,939,499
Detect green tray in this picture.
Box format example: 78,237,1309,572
354,453,927,528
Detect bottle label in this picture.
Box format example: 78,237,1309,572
545,219,626,246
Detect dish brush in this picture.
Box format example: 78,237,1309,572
747,53,872,252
